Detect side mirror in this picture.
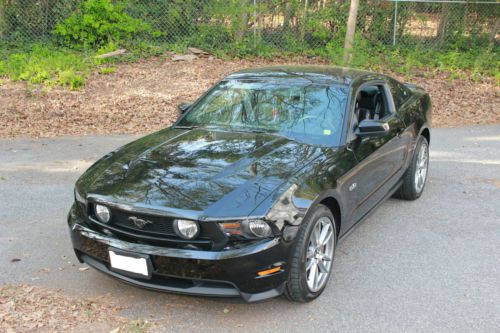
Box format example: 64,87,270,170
177,103,192,114
355,119,390,137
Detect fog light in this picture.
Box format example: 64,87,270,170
246,219,272,238
94,204,111,223
173,219,200,239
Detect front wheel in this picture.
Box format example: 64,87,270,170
285,204,337,302
395,135,429,200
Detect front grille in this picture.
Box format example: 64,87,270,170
87,203,227,250
109,209,176,236
81,236,109,263
152,256,224,279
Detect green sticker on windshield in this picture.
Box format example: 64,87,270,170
323,129,332,135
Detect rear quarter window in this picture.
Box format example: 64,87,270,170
389,79,411,109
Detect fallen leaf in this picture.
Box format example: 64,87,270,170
0,58,497,139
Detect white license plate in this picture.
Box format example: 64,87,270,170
109,250,149,277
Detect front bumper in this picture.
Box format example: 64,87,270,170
68,204,290,302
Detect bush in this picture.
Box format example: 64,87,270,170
53,0,152,48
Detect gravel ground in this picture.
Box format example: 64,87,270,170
0,125,499,332
1,56,499,138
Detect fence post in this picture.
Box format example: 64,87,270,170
393,0,398,46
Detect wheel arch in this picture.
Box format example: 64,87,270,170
318,196,341,237
420,127,430,145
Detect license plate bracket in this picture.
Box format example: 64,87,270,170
108,247,153,280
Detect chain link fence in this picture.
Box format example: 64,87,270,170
1,0,498,54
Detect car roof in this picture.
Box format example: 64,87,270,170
225,65,377,86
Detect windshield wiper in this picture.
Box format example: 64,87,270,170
246,128,267,133
173,125,199,129
238,128,288,138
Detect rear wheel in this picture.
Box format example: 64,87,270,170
285,204,337,302
395,135,429,200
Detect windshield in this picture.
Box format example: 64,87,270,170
178,78,348,145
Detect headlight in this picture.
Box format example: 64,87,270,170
246,219,272,238
94,204,111,223
219,219,273,239
173,219,200,239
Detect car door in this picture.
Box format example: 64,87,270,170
345,81,408,225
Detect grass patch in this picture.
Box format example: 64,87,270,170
0,43,94,89
1,37,498,90
0,39,174,90
99,67,117,75
0,41,152,89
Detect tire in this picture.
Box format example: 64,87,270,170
395,135,429,200
284,204,337,302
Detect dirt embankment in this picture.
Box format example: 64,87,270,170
1,57,498,138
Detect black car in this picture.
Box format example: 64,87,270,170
68,66,431,302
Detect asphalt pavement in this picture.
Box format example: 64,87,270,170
0,126,499,332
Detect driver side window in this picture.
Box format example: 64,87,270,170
351,84,393,132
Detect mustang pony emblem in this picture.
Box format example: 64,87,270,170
128,216,153,229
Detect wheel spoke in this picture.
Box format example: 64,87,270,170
308,261,318,287
322,255,332,262
313,264,321,291
314,222,321,247
420,155,427,168
317,259,329,273
319,226,333,247
306,258,314,271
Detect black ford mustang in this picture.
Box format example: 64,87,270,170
68,66,431,302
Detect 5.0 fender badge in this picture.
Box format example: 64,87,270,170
349,183,357,192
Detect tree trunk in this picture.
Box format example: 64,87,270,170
343,0,359,64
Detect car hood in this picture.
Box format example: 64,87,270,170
76,128,323,219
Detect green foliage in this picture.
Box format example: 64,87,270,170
99,67,116,75
0,44,91,89
0,61,6,77
1,0,498,90
53,0,152,48
330,41,499,79
58,70,85,90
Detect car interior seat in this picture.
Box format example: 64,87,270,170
355,86,384,122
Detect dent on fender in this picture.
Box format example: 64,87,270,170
265,184,314,241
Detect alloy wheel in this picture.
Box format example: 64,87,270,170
305,217,335,292
414,141,429,193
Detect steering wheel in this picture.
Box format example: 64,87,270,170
296,115,337,133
